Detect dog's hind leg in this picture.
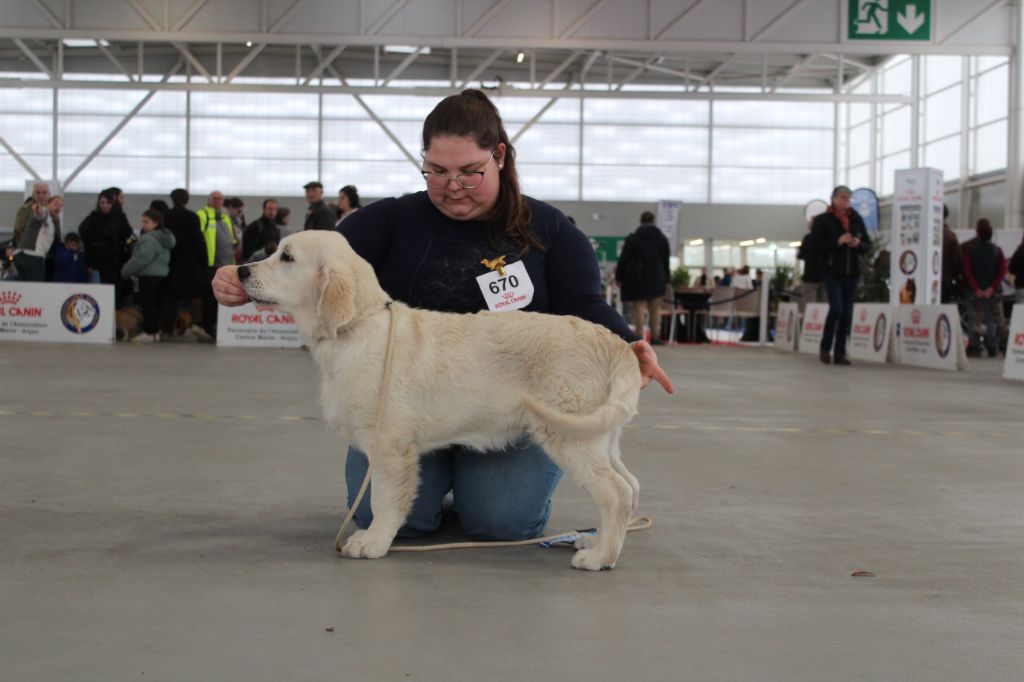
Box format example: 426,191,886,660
544,439,633,571
341,444,421,559
608,427,639,513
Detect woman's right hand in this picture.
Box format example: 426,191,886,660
212,265,250,306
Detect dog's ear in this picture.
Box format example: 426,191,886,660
316,264,355,338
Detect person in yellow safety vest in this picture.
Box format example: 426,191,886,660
197,191,238,268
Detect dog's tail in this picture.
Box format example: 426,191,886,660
522,345,640,437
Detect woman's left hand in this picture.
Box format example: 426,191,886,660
631,340,674,394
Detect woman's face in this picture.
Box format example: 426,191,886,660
833,191,852,211
98,196,112,213
338,192,351,212
422,135,504,222
141,216,157,232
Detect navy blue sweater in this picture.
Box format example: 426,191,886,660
340,192,638,342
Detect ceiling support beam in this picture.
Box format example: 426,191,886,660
560,0,607,38
459,49,503,89
381,46,426,86
13,38,53,78
0,132,42,180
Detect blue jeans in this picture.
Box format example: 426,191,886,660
821,272,859,358
345,437,563,541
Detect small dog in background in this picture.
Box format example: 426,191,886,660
115,307,142,341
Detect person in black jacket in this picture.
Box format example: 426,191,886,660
811,185,871,365
77,189,134,303
242,199,281,260
303,181,337,230
1009,233,1024,305
797,221,826,313
160,188,211,340
615,211,670,343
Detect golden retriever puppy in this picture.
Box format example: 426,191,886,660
237,231,642,570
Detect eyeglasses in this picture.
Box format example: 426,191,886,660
421,156,493,190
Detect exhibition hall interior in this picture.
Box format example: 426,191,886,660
2,1,1022,680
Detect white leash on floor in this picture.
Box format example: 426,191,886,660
333,302,652,554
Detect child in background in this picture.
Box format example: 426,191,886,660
120,209,176,343
53,232,89,283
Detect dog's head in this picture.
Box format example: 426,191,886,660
237,231,383,342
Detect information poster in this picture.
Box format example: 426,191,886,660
216,302,303,348
891,168,944,306
656,200,682,255
849,303,893,363
774,302,800,352
798,303,829,354
895,304,966,371
0,282,114,344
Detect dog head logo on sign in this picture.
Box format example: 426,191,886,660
911,308,922,325
935,314,952,358
812,307,821,321
61,294,100,334
859,308,868,323
873,314,887,353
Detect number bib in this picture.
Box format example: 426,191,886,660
476,260,534,312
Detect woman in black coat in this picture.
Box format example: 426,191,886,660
158,189,209,336
78,189,134,298
811,185,871,365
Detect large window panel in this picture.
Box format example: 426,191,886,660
500,97,579,125
924,56,962,94
847,122,871,166
881,57,912,95
880,151,911,196
1,113,52,155
711,168,832,204
320,160,421,198
583,98,708,126
713,101,833,129
923,135,961,182
924,87,961,141
190,118,318,159
881,106,911,155
846,163,871,191
0,155,53,191
713,128,832,169
191,158,316,195
190,92,319,119
515,123,580,164
583,165,706,203
61,155,185,195
322,119,415,161
848,102,871,127
518,163,579,201
975,65,1008,127
973,121,1007,175
583,124,707,165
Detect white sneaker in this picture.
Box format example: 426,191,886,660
131,332,158,344
186,324,214,343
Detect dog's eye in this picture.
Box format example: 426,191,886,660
280,252,293,263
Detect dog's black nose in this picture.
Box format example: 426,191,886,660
237,265,251,281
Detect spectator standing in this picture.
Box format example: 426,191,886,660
53,232,88,283
615,210,670,343
303,181,336,230
161,189,210,340
963,219,1008,357
1009,234,1024,304
275,206,295,238
334,185,362,227
12,195,55,281
797,221,826,312
78,189,134,297
197,190,238,339
121,209,176,343
243,199,281,260
13,182,51,244
811,185,871,365
941,205,963,303
732,265,753,289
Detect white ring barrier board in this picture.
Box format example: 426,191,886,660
1003,304,1024,381
774,302,800,352
849,304,894,363
0,282,114,344
798,303,829,354
895,304,967,371
216,302,302,348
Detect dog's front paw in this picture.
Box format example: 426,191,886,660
341,530,392,559
571,547,616,571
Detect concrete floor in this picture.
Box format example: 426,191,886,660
2,340,1023,681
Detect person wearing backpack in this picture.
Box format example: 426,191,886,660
615,211,670,344
120,209,176,343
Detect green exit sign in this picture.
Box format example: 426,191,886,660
848,0,931,41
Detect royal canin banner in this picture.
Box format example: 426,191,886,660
1003,305,1024,382
216,302,302,349
849,304,894,363
798,303,829,354
895,304,966,371
0,282,114,344
774,302,800,352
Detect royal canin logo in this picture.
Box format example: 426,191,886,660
1015,332,1024,347
911,309,922,325
0,291,22,305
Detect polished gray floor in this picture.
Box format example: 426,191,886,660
2,341,1023,681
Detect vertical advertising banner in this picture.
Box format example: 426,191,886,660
1003,305,1024,381
0,282,114,344
895,304,966,371
851,187,880,238
798,303,829,354
774,302,800,352
891,168,944,307
849,303,893,363
656,200,682,255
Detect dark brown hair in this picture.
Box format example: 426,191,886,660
976,218,993,242
142,208,165,228
421,89,542,254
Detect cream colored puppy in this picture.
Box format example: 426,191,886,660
238,231,642,570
